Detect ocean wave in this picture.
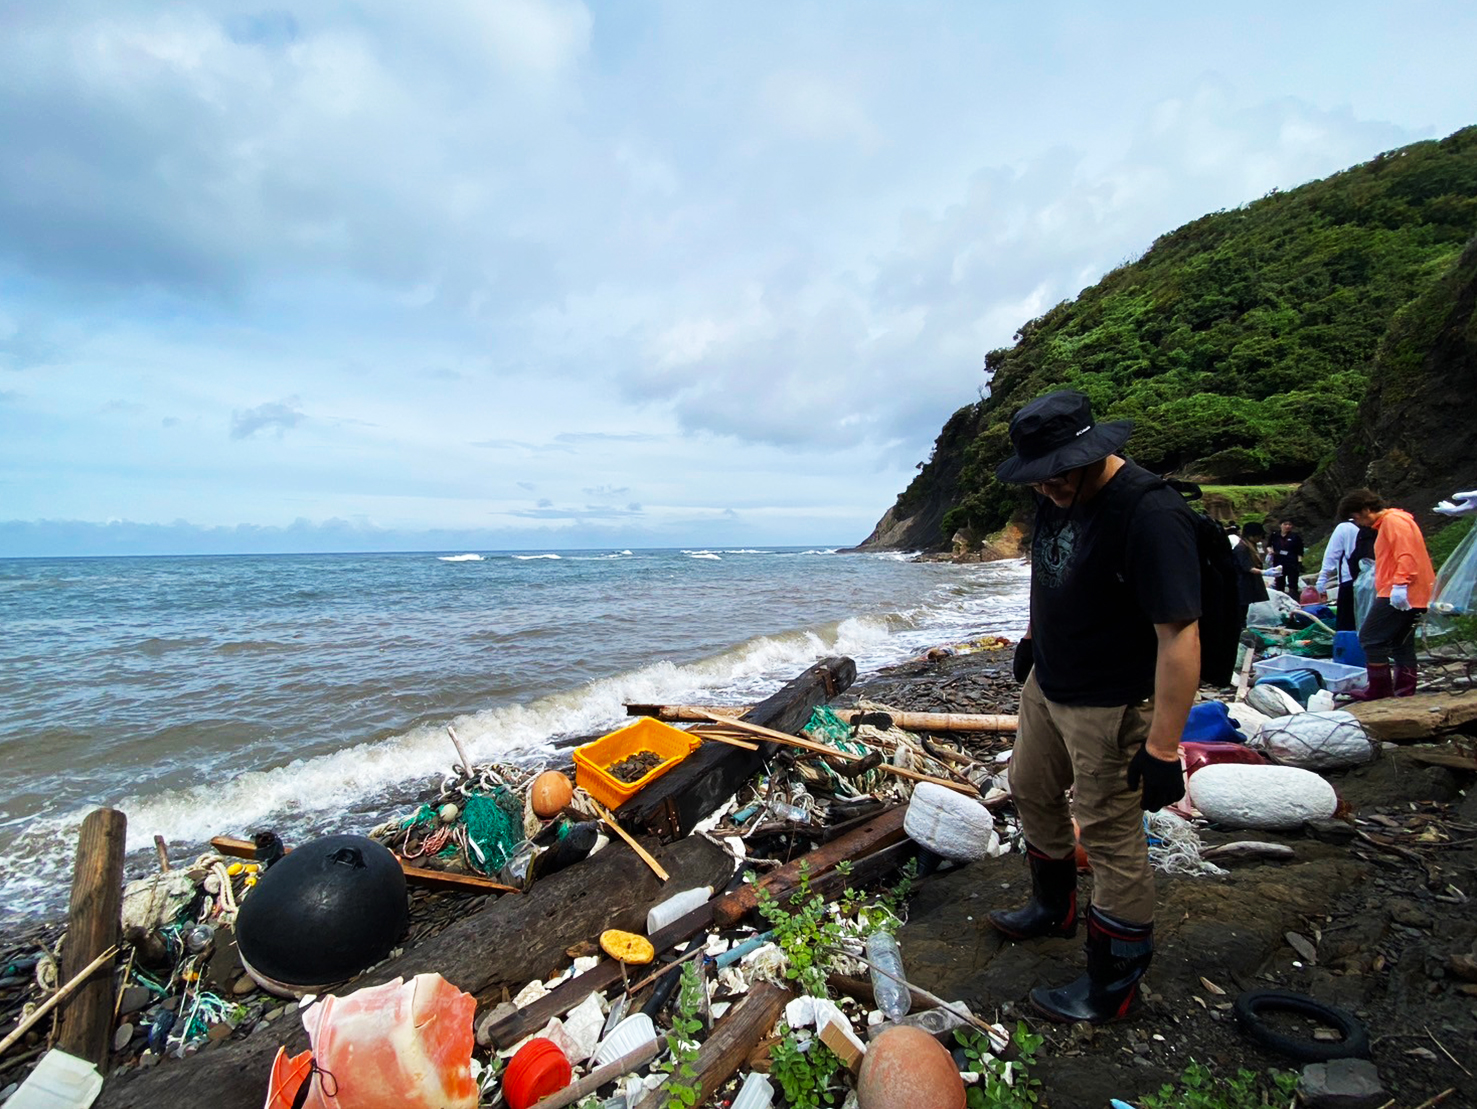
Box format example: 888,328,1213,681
683,551,722,560
438,553,484,562
511,554,562,560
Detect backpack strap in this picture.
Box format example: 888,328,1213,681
1095,467,1174,583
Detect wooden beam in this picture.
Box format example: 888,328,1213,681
57,808,126,1069
632,982,792,1109
713,807,908,927
210,836,523,895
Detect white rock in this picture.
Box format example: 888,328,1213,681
1188,763,1339,830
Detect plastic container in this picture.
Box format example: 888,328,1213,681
646,886,713,934
4,1049,104,1109
592,1012,658,1068
864,931,911,1020
1253,671,1321,708
1332,630,1366,668
1253,654,1368,694
503,1038,573,1109
730,1071,775,1109
573,718,702,810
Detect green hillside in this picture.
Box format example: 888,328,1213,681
879,126,1477,548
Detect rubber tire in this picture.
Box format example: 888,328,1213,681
1233,989,1371,1062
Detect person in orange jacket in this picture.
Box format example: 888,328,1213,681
1336,488,1436,699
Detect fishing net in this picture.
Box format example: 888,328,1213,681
1146,811,1227,879
798,706,885,796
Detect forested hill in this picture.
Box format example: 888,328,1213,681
860,126,1477,553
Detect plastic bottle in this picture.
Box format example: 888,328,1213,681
646,886,714,934
185,923,216,953
864,931,911,1020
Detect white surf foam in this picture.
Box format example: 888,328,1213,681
438,553,484,562
511,554,562,560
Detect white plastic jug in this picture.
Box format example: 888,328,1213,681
5,1050,104,1109
730,1071,775,1109
645,885,712,934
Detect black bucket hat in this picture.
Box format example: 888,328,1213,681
995,390,1133,484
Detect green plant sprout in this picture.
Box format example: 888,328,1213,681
658,959,706,1109
1138,1061,1298,1109
954,1022,1044,1109
770,1028,842,1109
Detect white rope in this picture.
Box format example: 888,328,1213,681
1147,811,1227,878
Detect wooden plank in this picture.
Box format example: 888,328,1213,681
589,800,670,882
209,836,522,895
713,807,908,927
617,657,857,842
479,897,717,1049
632,982,792,1109
57,808,126,1069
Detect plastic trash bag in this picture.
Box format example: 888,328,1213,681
1353,558,1377,628
1249,711,1374,770
298,973,478,1109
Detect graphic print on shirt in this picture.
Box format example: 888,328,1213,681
1034,517,1080,590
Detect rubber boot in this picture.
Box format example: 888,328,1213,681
1030,906,1153,1024
1392,665,1418,698
1342,662,1392,703
987,844,1078,940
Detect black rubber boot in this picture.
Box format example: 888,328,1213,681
1030,906,1153,1023
987,844,1078,940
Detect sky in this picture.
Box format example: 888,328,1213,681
2,2,1475,556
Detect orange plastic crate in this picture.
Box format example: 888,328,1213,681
573,718,702,810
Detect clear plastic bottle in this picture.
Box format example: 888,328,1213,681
864,931,911,1020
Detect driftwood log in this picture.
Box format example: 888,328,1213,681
1344,692,1477,742
95,835,733,1109
58,808,127,1069
616,657,856,841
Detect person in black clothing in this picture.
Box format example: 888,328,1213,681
1230,521,1269,628
990,390,1201,1024
1268,519,1305,596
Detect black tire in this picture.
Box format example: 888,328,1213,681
1233,989,1371,1062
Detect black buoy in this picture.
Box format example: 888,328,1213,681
236,834,408,996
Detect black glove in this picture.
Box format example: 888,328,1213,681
1127,747,1185,812
1013,637,1034,683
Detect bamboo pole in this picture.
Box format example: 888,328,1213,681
629,703,1018,734
0,945,120,1057
589,800,669,882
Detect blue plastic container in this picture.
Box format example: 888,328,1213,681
1332,630,1366,668
1253,669,1321,708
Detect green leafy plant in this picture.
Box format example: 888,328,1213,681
1138,1060,1298,1109
770,1028,842,1109
657,959,705,1109
751,862,852,997
954,1022,1044,1109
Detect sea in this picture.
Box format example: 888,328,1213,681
0,547,1029,929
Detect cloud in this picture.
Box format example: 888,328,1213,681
231,399,305,439
582,485,629,497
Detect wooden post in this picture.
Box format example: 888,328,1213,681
58,808,127,1069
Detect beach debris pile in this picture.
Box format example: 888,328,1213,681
4,642,1476,1108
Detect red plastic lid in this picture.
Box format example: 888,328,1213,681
504,1037,573,1109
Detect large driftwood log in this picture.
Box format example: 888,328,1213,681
58,808,127,1069
617,657,856,841
96,835,733,1109
1344,692,1477,742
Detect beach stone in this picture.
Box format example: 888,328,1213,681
160,995,180,1012
232,973,258,996
138,1052,160,1070
1388,900,1432,929
1297,1058,1384,1109
2,1082,18,1100
113,1022,135,1052
119,985,152,1016
264,1005,285,1022
207,1021,234,1043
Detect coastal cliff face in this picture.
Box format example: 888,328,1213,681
858,127,1477,554
1289,234,1477,533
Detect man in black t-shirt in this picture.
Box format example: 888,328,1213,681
1268,519,1305,596
989,390,1200,1024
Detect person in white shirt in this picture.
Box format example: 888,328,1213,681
1317,518,1372,631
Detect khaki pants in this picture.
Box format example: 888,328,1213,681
1010,671,1156,924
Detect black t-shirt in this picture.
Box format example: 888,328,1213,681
1029,462,1201,706
1269,531,1304,567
